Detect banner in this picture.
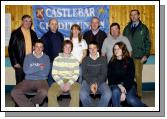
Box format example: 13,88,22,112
32,5,109,38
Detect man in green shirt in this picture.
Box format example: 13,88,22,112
123,9,151,98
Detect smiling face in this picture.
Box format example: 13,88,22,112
63,44,72,55
22,17,32,29
91,18,100,31
89,44,98,57
72,26,80,37
34,43,44,56
130,10,140,22
113,44,122,58
49,19,58,33
110,25,120,38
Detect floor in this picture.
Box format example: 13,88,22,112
5,91,155,107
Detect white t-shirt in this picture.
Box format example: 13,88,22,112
71,38,88,62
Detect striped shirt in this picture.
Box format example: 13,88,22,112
52,53,79,85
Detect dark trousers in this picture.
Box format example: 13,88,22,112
15,67,25,84
11,80,49,107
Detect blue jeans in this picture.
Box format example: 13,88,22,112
80,80,112,107
110,85,147,107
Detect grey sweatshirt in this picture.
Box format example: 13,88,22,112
82,56,107,86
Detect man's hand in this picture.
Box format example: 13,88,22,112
118,84,126,94
60,83,65,91
90,83,97,95
118,84,127,101
63,83,71,92
14,64,21,68
140,56,147,63
120,92,126,101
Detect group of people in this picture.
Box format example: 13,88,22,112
8,9,150,107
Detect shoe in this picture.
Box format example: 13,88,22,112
35,104,39,107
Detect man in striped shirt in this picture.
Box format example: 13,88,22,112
48,40,80,107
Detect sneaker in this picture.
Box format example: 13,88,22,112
35,104,39,107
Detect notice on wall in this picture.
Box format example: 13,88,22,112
5,13,11,46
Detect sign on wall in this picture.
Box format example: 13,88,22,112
5,13,11,46
32,5,109,38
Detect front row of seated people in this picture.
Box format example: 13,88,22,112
11,39,147,107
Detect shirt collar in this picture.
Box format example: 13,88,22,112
33,51,43,58
89,52,100,60
92,28,100,35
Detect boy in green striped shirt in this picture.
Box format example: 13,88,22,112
48,40,80,107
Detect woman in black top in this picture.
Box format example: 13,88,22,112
108,42,147,107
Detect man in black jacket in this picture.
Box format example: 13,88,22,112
41,18,64,87
8,15,38,84
83,16,107,55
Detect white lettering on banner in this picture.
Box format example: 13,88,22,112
45,7,95,17
45,9,52,17
39,22,46,29
39,21,105,31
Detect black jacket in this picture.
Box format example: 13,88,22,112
41,30,64,62
8,27,38,67
83,29,107,55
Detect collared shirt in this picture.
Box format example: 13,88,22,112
131,21,139,28
89,52,100,60
33,51,43,58
92,28,100,35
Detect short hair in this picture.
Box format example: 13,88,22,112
88,40,99,48
48,18,58,25
22,15,32,21
130,9,140,15
90,16,101,29
33,39,44,46
110,22,120,30
91,16,100,23
62,40,73,51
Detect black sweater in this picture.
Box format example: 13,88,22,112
41,30,64,62
83,30,107,54
82,56,107,86
107,57,136,91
